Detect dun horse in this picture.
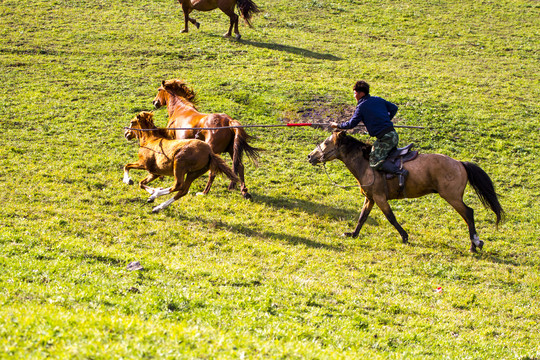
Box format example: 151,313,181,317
123,111,239,213
153,79,260,200
176,0,260,39
308,131,504,252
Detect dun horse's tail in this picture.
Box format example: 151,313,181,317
230,120,261,174
462,161,505,228
209,151,240,184
237,0,261,27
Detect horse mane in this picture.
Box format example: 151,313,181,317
335,131,372,160
137,112,174,139
162,79,198,108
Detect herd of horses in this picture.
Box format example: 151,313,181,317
123,79,504,252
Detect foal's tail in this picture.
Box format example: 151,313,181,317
462,161,505,227
237,0,261,27
230,120,261,174
209,151,240,184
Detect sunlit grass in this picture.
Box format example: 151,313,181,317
1,0,539,358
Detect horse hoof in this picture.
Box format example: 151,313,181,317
195,192,206,196
147,197,155,203
195,22,200,29
181,29,188,34
152,207,161,214
235,34,241,40
242,193,252,201
223,33,231,38
402,238,409,244
343,232,356,238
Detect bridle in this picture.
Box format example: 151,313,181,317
315,143,375,188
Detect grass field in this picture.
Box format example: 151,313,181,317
1,0,539,358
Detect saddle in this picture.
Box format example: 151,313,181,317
383,143,418,180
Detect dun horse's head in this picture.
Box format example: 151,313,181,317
124,112,156,140
308,131,345,165
153,79,196,109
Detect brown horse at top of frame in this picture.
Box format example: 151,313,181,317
177,0,261,40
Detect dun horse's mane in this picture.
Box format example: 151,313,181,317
163,80,198,108
338,133,372,160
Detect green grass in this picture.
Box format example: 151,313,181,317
1,0,539,358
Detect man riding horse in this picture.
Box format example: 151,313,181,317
330,80,409,190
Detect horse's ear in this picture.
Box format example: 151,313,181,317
334,130,346,144
162,80,166,87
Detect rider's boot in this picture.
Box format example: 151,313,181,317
379,161,409,191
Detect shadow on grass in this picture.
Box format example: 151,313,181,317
251,192,362,220
238,39,342,61
161,208,344,251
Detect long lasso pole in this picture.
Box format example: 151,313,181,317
124,123,426,131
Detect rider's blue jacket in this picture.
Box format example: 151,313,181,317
337,95,398,138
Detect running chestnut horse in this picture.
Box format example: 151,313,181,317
153,79,260,200
177,0,260,39
308,131,504,252
123,111,239,213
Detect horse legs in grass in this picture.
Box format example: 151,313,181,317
375,196,409,243
180,5,200,33
445,198,483,252
152,168,208,213
221,8,240,39
230,161,251,200
345,197,374,238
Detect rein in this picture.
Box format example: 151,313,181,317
316,144,375,189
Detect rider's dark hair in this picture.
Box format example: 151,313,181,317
353,80,370,95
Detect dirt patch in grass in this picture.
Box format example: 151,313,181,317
282,96,366,134
283,96,409,135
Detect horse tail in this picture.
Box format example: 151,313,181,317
230,120,261,174
236,0,261,27
209,151,240,184
462,161,505,228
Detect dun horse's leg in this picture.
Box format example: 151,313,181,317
375,197,409,243
445,198,482,252
345,197,374,238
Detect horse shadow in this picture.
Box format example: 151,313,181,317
239,39,342,61
168,211,344,251
251,192,377,226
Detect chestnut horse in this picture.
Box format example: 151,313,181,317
153,79,260,200
308,131,504,252
123,112,239,213
177,0,260,39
